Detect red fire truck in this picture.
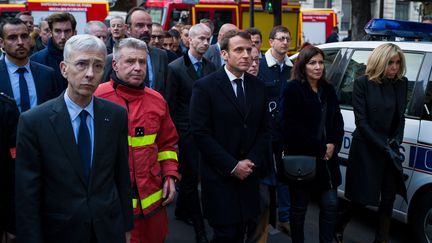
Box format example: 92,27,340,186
142,0,302,54
0,0,109,34
300,9,337,45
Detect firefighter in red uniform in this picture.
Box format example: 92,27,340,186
95,38,180,243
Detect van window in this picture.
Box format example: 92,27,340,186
338,49,425,117
423,71,432,120
338,50,369,108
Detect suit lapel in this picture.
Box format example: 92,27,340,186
149,47,161,91
0,59,14,98
49,95,87,187
89,98,110,188
243,75,253,120
217,69,245,118
183,55,199,80
29,62,43,104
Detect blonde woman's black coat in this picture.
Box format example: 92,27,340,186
345,75,408,206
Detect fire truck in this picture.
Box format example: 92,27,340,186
300,8,337,45
0,0,109,34
142,0,302,54
0,3,26,22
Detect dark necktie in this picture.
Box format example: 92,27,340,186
16,67,30,112
78,110,91,183
234,78,245,113
196,62,203,78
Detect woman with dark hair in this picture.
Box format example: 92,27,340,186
345,43,408,243
278,46,344,243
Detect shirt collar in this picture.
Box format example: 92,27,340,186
264,48,293,68
224,65,244,82
64,90,95,121
4,55,30,73
187,50,201,65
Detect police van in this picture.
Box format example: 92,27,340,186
293,19,432,242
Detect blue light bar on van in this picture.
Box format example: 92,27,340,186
364,18,432,40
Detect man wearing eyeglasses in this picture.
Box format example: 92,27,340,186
150,23,179,63
15,34,133,243
258,25,294,237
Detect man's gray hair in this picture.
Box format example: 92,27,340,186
113,37,147,60
189,23,210,38
84,20,107,34
64,34,107,61
110,15,125,23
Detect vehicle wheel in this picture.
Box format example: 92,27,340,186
411,191,432,243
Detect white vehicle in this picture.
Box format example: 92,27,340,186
291,19,432,243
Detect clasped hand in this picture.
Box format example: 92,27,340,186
233,159,255,180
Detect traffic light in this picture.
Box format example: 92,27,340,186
261,0,273,13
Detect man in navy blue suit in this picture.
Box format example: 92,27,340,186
0,18,61,112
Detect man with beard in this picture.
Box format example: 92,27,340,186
165,23,216,243
0,16,65,241
0,18,60,112
95,37,179,243
102,7,168,96
31,12,77,91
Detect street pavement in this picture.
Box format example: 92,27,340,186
165,199,410,243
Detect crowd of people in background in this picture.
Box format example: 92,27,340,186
0,7,408,243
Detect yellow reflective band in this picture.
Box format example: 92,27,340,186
157,151,178,162
141,189,163,209
132,198,138,209
128,134,157,147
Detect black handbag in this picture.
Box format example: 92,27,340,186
281,155,316,181
281,90,327,182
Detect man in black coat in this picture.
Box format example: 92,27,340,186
166,23,216,243
190,30,270,243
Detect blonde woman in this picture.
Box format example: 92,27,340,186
345,43,408,243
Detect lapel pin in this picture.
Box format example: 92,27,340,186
104,118,110,122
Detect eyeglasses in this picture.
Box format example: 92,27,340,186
273,36,291,42
66,60,105,73
252,57,260,64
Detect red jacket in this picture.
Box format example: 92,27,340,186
95,80,180,217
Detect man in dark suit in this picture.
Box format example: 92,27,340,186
166,23,216,243
0,18,60,112
190,30,270,243
15,34,133,243
203,23,237,69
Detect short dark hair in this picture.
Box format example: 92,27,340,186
163,31,172,39
46,12,76,31
15,11,32,19
246,27,262,40
126,6,147,25
220,30,251,51
269,25,290,39
0,18,26,38
291,46,326,82
168,29,180,39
